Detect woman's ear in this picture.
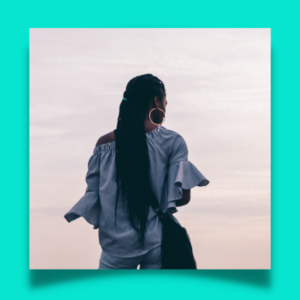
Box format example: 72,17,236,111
154,96,160,107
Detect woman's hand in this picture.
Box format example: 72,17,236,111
175,189,191,207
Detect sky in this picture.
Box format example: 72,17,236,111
30,28,270,269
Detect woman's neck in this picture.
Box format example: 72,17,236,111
144,118,159,133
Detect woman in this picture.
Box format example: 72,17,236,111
64,74,209,269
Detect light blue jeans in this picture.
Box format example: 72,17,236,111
98,245,162,269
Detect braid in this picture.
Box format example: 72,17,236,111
114,74,166,248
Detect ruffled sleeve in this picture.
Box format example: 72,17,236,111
64,148,101,229
166,136,209,213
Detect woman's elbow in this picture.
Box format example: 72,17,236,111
182,189,191,203
175,197,190,207
175,189,191,206
182,196,191,205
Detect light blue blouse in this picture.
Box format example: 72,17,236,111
64,126,209,258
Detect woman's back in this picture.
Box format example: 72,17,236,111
64,125,209,257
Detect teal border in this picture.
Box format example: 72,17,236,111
1,0,299,299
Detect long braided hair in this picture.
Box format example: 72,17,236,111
114,74,166,248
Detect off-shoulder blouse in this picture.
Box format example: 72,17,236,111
64,126,209,258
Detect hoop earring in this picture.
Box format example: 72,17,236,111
149,107,165,126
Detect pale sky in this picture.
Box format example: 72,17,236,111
30,28,270,269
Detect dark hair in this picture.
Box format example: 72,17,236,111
114,74,166,248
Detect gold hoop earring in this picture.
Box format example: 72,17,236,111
149,107,165,125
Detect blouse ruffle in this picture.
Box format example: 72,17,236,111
64,190,100,229
64,153,101,229
64,127,210,231
166,160,209,213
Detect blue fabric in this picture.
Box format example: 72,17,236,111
64,126,209,258
99,246,162,269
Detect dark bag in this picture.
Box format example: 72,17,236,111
149,193,197,269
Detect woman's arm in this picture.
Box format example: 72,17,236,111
175,189,191,207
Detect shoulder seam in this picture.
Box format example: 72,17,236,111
153,134,168,157
173,137,185,156
159,126,184,159
162,127,184,143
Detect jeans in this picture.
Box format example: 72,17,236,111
98,245,162,269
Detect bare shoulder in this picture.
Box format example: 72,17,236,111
95,130,116,146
